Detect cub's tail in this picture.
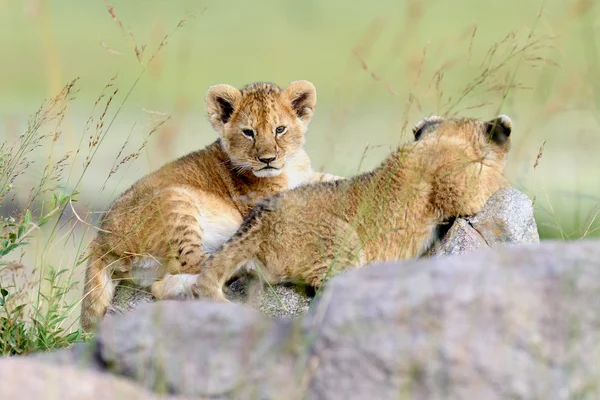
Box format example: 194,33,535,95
80,242,115,332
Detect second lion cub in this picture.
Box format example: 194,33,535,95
152,114,513,301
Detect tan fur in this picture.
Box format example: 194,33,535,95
80,80,341,331
156,115,513,302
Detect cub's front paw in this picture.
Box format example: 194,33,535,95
314,172,344,183
191,280,230,303
151,274,197,300
151,280,167,299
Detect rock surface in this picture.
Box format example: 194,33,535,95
19,240,600,399
302,240,598,399
426,187,539,256
111,187,539,317
468,187,539,243
109,272,313,319
0,357,174,399
99,301,301,398
227,277,313,317
107,280,154,316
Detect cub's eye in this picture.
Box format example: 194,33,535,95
242,129,255,138
275,126,287,135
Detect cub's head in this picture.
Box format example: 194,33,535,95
205,81,316,177
412,114,513,216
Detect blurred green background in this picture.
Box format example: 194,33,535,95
1,0,599,241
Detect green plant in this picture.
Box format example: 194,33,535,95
0,81,88,355
0,2,185,356
0,79,159,355
0,264,83,356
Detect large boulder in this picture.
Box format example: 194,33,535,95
302,240,598,399
99,301,301,398
25,240,600,399
426,187,539,255
110,187,539,317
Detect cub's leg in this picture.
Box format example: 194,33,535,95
309,171,344,183
191,207,269,302
158,187,209,275
81,186,209,329
192,209,365,302
151,190,243,299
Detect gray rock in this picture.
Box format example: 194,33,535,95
97,300,302,399
425,218,488,255
303,240,600,399
108,280,154,316
112,187,539,319
20,240,600,399
111,275,313,319
256,283,313,317
0,357,173,399
227,277,313,317
427,187,538,256
31,341,103,371
468,187,540,244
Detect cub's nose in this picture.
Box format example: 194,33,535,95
258,156,276,164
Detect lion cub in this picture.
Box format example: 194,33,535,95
152,114,513,302
81,80,339,331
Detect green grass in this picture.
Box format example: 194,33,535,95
1,0,598,239
1,0,600,355
0,84,86,354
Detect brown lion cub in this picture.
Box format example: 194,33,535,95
153,114,513,302
81,80,340,331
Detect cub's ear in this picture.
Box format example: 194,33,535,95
206,84,242,133
412,115,443,141
283,80,317,124
485,114,512,145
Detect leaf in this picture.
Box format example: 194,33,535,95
12,304,26,314
65,330,82,342
17,224,27,239
54,269,68,278
0,288,7,297
17,210,33,238
0,242,29,257
23,210,32,225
